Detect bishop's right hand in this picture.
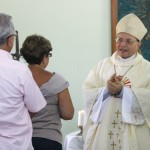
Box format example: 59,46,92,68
107,74,123,95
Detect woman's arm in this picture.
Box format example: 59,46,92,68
58,88,74,120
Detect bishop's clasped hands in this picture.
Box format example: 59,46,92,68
107,74,123,96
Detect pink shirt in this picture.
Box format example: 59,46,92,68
0,50,46,150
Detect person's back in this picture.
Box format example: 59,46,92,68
0,13,46,150
32,71,71,145
20,34,74,150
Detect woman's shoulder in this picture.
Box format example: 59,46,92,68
50,72,69,87
40,72,69,95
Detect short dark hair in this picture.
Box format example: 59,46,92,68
20,34,52,64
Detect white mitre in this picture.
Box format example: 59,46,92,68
116,13,147,41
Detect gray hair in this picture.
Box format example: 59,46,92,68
0,13,15,45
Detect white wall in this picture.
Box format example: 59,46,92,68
1,0,111,137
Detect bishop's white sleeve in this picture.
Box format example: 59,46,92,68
122,87,145,125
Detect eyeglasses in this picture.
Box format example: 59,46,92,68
6,34,16,40
115,37,138,45
49,53,52,57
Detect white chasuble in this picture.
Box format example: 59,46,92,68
83,52,150,150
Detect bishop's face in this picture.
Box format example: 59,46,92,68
116,32,141,59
